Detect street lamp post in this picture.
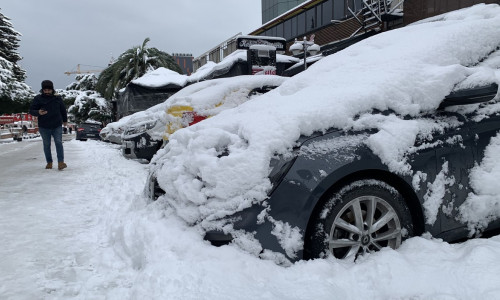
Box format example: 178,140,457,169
289,35,320,70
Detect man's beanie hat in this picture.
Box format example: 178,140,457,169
41,80,54,90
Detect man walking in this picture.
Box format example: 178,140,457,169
30,80,68,170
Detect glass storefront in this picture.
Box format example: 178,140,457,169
261,0,363,41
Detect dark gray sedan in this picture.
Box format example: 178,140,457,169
76,122,102,141
146,6,500,263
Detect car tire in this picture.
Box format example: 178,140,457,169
307,179,413,260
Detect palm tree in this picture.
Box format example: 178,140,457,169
96,38,182,100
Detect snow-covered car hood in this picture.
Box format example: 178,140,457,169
150,4,500,228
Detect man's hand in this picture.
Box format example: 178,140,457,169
39,109,47,115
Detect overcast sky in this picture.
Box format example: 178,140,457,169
1,0,262,91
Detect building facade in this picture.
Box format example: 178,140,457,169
254,0,500,49
194,0,500,72
252,0,391,56
172,53,194,75
262,0,309,23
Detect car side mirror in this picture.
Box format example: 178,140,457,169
439,83,499,109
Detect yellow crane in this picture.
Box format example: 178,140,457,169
64,64,103,76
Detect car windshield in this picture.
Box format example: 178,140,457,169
151,5,500,230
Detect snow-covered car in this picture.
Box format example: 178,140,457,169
122,75,289,161
100,99,174,156
148,4,500,264
99,125,124,144
121,116,165,161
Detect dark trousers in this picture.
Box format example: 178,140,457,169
39,126,64,163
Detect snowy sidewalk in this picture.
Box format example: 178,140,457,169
0,139,149,299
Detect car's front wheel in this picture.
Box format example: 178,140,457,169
307,179,413,260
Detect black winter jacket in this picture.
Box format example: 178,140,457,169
30,93,68,129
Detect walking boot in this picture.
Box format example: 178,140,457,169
58,162,67,170
45,162,52,169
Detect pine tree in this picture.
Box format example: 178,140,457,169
95,38,182,100
65,74,98,91
0,9,25,81
0,9,33,113
67,91,113,125
60,74,111,124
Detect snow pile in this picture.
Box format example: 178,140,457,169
151,4,500,239
459,133,500,232
423,161,456,225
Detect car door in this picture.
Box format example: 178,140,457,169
430,111,476,233
463,106,500,231
429,83,500,235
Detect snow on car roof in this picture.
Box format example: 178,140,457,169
165,75,288,111
131,67,189,88
152,4,500,231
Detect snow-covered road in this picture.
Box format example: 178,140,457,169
1,137,500,300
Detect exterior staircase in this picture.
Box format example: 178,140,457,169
347,0,405,38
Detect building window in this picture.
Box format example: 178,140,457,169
354,0,362,11
334,0,344,20
291,16,297,37
284,19,292,39
344,0,363,17
317,3,323,26
297,11,306,36
306,7,316,31
345,0,353,17
270,26,277,37
322,0,334,25
276,23,284,38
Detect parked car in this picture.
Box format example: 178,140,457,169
99,125,124,144
122,75,288,161
121,116,165,162
76,121,102,141
148,6,500,263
